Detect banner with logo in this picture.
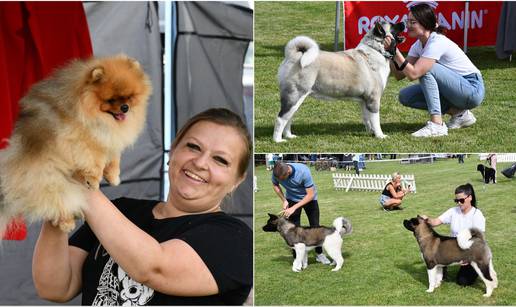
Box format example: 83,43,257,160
343,1,502,51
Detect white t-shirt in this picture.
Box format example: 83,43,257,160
408,32,481,76
438,206,485,237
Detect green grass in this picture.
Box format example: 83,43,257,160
254,156,516,305
254,2,516,152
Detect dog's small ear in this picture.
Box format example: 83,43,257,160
267,213,278,219
373,22,386,37
90,67,105,83
393,22,405,33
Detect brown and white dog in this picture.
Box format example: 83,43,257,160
262,213,352,272
403,216,498,297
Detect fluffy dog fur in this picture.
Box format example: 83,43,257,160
477,164,496,184
273,21,405,142
403,216,498,297
262,213,352,272
0,54,151,234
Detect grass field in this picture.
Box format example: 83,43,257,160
254,2,516,153
254,156,516,305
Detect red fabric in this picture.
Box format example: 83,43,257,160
344,1,502,51
0,2,93,240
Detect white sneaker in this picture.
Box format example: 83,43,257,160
315,253,331,265
411,121,448,137
447,110,477,129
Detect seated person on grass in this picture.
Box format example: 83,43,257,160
379,172,410,210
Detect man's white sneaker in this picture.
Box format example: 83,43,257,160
447,110,477,129
315,253,332,265
411,121,448,137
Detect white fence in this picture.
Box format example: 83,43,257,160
479,154,516,163
333,173,417,193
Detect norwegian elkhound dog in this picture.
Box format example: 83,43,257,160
262,213,352,272
404,216,498,297
273,21,405,142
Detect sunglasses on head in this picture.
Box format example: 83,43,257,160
454,195,469,204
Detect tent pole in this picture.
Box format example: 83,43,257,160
342,1,346,50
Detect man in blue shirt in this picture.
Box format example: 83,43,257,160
271,161,331,264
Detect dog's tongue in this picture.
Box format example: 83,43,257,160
114,113,126,121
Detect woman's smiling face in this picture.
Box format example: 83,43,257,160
168,121,245,213
406,12,426,38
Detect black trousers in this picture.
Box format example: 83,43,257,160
443,264,478,286
456,264,478,286
287,199,323,255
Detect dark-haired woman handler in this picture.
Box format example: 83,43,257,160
421,183,486,286
385,3,485,137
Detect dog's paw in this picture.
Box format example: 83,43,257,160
331,267,342,272
285,134,297,139
86,179,101,190
426,288,434,293
273,138,287,143
106,175,121,186
483,293,492,298
375,134,388,139
52,216,76,233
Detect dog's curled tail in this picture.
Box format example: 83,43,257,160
284,36,319,68
333,217,353,236
457,227,484,250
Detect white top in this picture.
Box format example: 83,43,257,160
438,206,485,237
408,32,481,76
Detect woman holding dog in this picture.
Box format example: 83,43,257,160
421,183,486,286
385,3,485,137
32,108,253,305
379,172,410,210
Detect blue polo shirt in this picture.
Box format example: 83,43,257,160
271,163,318,202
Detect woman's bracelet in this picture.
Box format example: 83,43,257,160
392,59,408,71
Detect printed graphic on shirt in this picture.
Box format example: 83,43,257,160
92,257,154,306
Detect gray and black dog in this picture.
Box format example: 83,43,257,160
263,213,352,272
273,21,405,142
403,216,498,297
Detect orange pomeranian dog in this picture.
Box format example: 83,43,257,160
0,54,151,233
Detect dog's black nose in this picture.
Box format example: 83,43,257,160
120,104,129,113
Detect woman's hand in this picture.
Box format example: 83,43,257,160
384,36,393,50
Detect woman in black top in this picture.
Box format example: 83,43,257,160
379,172,410,210
32,108,253,305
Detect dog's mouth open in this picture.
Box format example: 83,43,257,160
108,112,127,121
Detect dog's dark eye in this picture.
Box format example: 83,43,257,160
106,98,116,104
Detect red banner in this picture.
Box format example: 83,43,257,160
344,1,502,51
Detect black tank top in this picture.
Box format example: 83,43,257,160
382,182,401,197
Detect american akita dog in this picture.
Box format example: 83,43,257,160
403,216,498,297
273,21,405,142
262,213,352,272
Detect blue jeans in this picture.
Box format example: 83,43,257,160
399,63,485,115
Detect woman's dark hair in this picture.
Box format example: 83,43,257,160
171,108,252,178
455,183,477,207
410,3,448,35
